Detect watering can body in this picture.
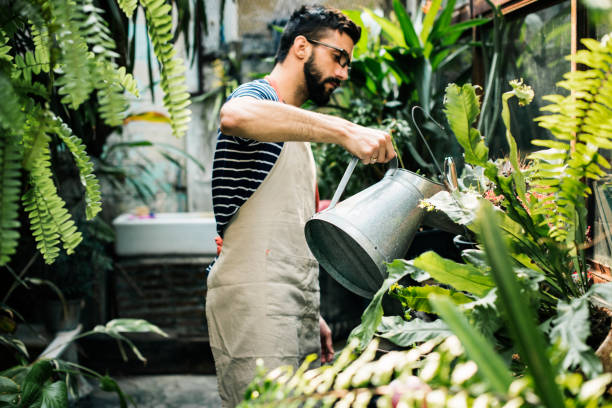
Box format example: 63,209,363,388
305,158,445,298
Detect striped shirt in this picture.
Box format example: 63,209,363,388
211,79,283,238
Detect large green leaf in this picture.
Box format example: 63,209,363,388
0,376,19,404
419,0,443,53
391,284,473,314
392,0,420,49
443,83,489,167
429,294,513,394
39,381,67,408
550,296,602,378
412,251,495,297
348,260,414,350
376,316,452,347
423,189,482,227
363,8,406,47
477,202,565,407
589,282,612,311
341,10,369,57
19,360,53,407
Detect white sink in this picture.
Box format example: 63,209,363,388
113,212,217,256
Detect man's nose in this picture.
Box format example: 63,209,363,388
335,65,349,81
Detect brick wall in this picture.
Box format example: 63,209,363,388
113,257,213,337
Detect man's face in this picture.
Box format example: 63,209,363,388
303,32,354,106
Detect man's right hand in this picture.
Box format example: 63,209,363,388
342,123,396,165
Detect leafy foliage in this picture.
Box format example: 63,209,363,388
0,319,166,407
530,37,612,242
239,335,612,407
314,1,488,199
0,0,191,266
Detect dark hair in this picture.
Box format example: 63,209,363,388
274,4,361,64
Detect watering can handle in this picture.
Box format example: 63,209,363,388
328,156,398,210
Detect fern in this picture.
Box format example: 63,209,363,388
530,37,612,242
0,136,22,266
22,113,82,264
139,0,191,137
52,0,94,109
117,0,138,18
49,114,102,220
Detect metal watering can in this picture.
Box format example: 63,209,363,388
305,107,464,298
305,156,447,298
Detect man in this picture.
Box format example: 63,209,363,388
206,5,396,406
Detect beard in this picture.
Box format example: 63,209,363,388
303,54,341,106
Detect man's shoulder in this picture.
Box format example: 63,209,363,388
229,79,278,102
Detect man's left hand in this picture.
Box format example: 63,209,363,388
319,316,334,364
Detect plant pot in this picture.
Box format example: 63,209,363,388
42,298,84,334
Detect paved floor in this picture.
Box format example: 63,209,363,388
75,375,222,408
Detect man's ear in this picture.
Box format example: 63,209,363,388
292,35,311,61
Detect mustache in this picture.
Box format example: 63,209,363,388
324,78,341,87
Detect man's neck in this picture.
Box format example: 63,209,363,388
266,65,307,107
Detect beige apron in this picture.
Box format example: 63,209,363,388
205,141,321,408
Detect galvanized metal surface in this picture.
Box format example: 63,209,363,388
306,160,445,298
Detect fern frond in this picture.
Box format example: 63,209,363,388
80,0,119,60
93,61,130,127
0,30,12,64
139,0,191,137
117,66,139,97
30,23,51,73
117,0,138,18
49,114,102,220
530,36,612,241
23,114,82,264
0,74,26,133
0,136,22,266
52,0,94,109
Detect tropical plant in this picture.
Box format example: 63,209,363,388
0,0,192,268
348,33,612,382
0,318,167,407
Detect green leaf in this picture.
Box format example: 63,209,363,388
341,10,368,57
443,83,489,166
0,376,19,404
376,316,451,347
392,0,420,49
550,296,602,378
476,202,565,407
419,0,443,50
363,8,406,47
429,294,513,394
20,360,54,407
412,251,495,297
39,381,67,408
391,284,473,313
347,260,414,350
589,282,612,311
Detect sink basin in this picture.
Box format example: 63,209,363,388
113,212,217,256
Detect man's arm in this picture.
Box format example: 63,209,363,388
219,97,395,164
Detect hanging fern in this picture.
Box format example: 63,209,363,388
49,114,102,220
139,0,191,137
51,0,95,109
530,37,612,242
117,0,138,18
0,137,22,266
22,116,82,264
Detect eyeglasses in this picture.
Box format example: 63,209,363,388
306,38,351,69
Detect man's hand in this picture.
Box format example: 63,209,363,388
319,316,334,364
342,123,396,165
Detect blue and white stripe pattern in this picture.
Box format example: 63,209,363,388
211,79,283,237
